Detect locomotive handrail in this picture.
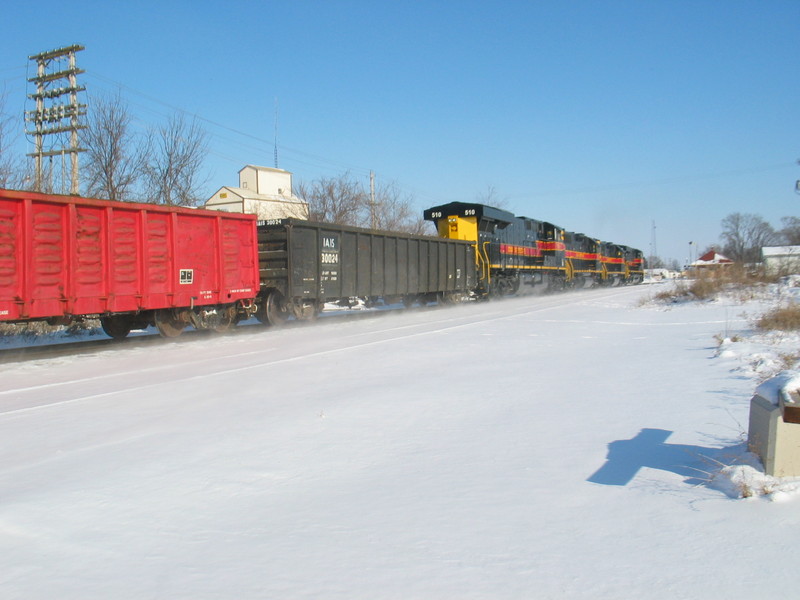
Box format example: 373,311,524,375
480,241,492,284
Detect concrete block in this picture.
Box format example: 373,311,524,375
748,392,800,477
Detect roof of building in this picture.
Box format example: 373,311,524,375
212,186,306,204
762,246,800,257
238,164,291,175
691,250,733,266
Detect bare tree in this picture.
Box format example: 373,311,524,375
297,172,366,225
475,184,510,209
700,244,719,256
141,113,208,206
0,90,24,189
81,93,142,201
297,172,430,234
371,180,429,234
779,216,800,245
720,212,777,263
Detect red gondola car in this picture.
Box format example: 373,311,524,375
0,188,260,338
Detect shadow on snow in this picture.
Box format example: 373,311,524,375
588,428,748,492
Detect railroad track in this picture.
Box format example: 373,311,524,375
0,303,416,365
0,285,650,367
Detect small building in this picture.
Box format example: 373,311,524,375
690,250,734,270
204,165,309,220
645,268,680,281
762,246,800,275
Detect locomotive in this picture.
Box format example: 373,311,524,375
0,188,643,340
423,202,643,296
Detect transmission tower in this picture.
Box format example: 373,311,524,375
25,44,87,194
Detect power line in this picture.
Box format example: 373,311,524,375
506,162,798,200
83,70,376,177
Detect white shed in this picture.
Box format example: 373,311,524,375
762,246,800,275
204,165,309,220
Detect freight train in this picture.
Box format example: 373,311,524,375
0,188,642,339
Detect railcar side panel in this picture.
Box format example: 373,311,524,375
385,237,397,296
417,240,430,291
142,211,171,307
30,200,67,318
371,235,385,295
258,219,475,304
70,204,105,316
174,213,218,306
355,232,371,294
408,240,420,291
108,207,141,312
0,197,21,319
339,231,356,297
0,188,259,325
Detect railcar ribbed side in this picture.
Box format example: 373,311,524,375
0,188,260,337
255,218,476,324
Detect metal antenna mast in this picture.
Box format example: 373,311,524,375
274,97,279,168
25,44,87,194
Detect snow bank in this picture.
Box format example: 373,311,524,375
755,370,800,406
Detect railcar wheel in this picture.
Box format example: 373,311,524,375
154,309,186,338
493,276,519,297
438,292,465,305
418,294,436,306
257,291,290,327
212,305,238,333
100,315,132,340
294,301,319,322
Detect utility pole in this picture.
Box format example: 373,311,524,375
369,170,377,229
649,220,657,269
795,158,799,195
25,44,86,194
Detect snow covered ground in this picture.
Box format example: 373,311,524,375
1,282,799,599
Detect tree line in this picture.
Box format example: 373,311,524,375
1,91,208,206
648,214,799,270
0,92,429,233
5,91,795,246
717,213,799,264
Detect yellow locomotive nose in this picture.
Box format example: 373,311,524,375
438,214,478,243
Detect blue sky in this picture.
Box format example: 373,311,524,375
1,1,798,263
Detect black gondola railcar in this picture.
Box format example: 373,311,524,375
256,218,476,324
